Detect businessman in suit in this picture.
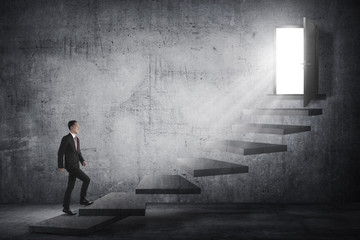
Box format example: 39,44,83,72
58,120,93,215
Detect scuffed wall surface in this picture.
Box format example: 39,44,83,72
0,0,359,203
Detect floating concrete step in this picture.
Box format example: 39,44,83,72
210,140,287,155
177,158,248,177
135,175,201,194
232,123,311,135
79,192,147,217
266,94,326,100
29,214,123,235
244,108,322,116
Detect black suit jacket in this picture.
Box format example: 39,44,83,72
58,133,85,170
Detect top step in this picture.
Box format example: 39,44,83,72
244,108,322,116
266,94,326,100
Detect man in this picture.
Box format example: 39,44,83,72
58,120,93,215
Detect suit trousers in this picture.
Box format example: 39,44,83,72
63,168,90,209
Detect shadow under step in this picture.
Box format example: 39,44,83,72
232,123,311,135
79,192,147,217
177,158,249,177
244,108,322,116
211,140,287,155
266,94,326,100
135,175,201,194
29,214,123,235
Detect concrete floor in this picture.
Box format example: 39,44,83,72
1,202,360,240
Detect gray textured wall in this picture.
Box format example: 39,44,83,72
1,0,359,203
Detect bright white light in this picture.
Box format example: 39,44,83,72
276,28,304,94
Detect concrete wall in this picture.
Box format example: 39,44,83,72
1,0,359,203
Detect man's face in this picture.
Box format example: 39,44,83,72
71,122,80,134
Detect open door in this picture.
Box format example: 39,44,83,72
303,17,318,107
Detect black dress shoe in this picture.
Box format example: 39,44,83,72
80,198,94,206
62,208,77,215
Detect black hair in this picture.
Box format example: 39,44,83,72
68,120,77,130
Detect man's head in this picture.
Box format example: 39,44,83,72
68,120,80,134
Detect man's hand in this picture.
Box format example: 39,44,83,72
60,168,65,172
82,161,87,166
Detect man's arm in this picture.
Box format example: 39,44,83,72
58,136,68,169
78,138,86,165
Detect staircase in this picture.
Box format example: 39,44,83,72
29,94,325,235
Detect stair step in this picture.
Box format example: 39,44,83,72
232,123,311,135
244,108,322,116
266,94,326,100
135,175,201,194
211,140,287,155
29,215,122,235
79,192,147,217
177,158,248,177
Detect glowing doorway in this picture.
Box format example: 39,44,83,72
275,27,304,94
275,18,319,106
